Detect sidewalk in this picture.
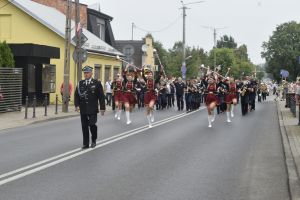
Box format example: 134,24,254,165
0,105,112,131
277,100,300,199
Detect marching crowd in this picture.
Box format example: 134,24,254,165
103,64,272,128
74,64,297,149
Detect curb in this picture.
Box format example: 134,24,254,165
0,110,114,132
31,114,79,124
276,101,300,200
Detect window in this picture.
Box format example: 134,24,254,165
94,64,102,81
114,66,120,78
96,19,105,41
105,65,111,83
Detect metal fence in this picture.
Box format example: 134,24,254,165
0,68,23,113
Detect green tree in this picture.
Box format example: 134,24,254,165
208,48,237,77
234,44,249,62
262,21,300,81
0,41,15,68
165,41,183,77
217,35,237,49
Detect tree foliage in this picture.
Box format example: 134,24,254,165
262,21,300,81
0,41,15,68
150,35,256,80
217,35,237,49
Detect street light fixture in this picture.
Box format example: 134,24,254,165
185,55,192,60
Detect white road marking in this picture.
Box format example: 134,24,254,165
0,108,204,186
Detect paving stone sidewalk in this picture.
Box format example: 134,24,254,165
277,99,300,200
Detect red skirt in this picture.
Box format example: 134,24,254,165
123,92,137,105
225,93,237,104
144,91,157,105
205,93,218,106
114,90,123,103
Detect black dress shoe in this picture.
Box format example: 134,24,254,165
81,146,89,150
91,142,96,148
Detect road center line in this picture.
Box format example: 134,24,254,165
0,108,203,186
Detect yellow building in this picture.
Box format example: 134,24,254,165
0,0,123,104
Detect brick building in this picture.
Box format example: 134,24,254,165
31,0,88,28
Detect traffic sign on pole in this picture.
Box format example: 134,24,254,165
72,32,88,46
72,48,87,63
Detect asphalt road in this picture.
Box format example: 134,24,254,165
0,101,290,200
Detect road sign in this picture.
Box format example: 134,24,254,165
181,63,187,74
72,48,88,63
280,69,289,78
72,32,88,47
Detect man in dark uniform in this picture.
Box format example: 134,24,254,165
75,66,106,149
174,77,185,111
240,78,250,116
248,78,257,111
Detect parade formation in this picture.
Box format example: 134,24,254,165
74,58,270,150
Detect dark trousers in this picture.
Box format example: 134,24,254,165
262,92,267,101
176,94,184,110
249,94,256,110
136,92,144,108
166,94,172,108
241,96,249,115
106,93,112,106
80,114,97,147
185,93,192,111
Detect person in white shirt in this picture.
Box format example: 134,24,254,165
105,79,112,106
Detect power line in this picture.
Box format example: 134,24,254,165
133,14,182,33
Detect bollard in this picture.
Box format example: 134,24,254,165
32,95,36,118
55,94,58,114
24,96,28,119
44,94,48,116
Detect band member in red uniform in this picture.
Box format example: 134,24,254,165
225,77,238,122
123,64,137,124
112,73,124,120
205,76,218,128
142,66,161,128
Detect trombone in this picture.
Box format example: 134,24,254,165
116,55,142,71
153,49,166,77
200,64,230,79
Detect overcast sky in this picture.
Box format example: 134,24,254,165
81,0,300,64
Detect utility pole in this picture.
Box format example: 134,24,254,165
75,0,82,83
213,28,217,70
62,0,71,113
182,4,187,66
180,1,204,80
201,26,227,71
132,23,134,40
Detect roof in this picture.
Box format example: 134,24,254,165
87,8,113,21
10,0,123,56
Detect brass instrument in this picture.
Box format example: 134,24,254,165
241,85,248,96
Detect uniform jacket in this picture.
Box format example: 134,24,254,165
74,79,106,114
